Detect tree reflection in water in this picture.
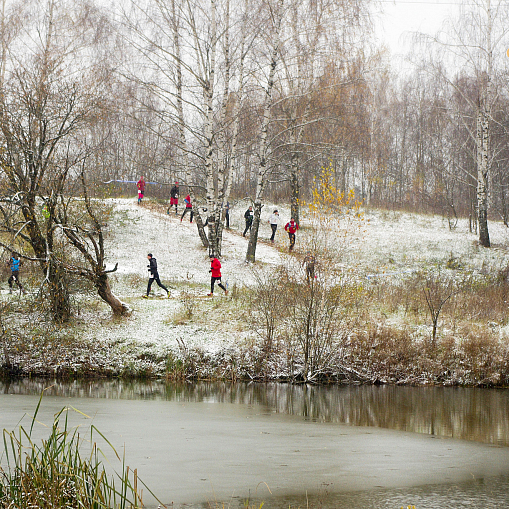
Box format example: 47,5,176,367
2,380,509,446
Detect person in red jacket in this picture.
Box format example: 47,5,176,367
181,194,194,222
284,217,299,251
137,176,146,204
208,255,228,296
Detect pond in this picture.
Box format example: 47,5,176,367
1,380,509,508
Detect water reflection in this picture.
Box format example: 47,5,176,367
2,379,509,446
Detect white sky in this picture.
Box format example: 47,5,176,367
374,0,462,56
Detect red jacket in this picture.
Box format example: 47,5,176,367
210,258,222,278
184,195,192,208
285,220,299,234
137,179,146,192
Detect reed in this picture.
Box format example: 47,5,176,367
0,394,160,509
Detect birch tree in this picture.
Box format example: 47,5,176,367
122,0,252,256
416,0,509,247
245,0,285,263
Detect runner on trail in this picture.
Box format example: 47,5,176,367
137,176,146,204
144,253,170,298
168,181,179,214
303,252,316,281
208,255,228,296
284,218,299,251
7,252,25,294
268,209,280,243
181,194,194,222
243,206,253,237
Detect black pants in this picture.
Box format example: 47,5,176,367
243,220,252,236
225,212,230,228
288,232,296,250
147,273,168,295
181,208,194,222
270,224,277,241
211,277,226,294
8,272,23,289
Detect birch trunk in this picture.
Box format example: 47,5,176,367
476,0,492,248
246,0,284,263
212,0,245,257
172,0,209,248
204,0,218,256
477,106,490,247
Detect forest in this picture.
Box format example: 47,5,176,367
1,0,506,260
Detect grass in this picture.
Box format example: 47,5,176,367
4,262,509,385
0,392,161,509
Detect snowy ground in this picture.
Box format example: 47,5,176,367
4,198,509,381
77,198,290,363
89,199,509,360
349,209,509,276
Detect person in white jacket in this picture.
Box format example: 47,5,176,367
268,209,280,243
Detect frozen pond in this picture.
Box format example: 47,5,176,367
1,381,509,508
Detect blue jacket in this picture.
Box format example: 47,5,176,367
10,257,20,272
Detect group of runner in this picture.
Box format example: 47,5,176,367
139,179,228,298
244,206,300,251
137,175,308,297
138,177,298,249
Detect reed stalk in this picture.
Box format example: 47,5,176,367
0,392,161,509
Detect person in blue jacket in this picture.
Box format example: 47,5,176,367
7,252,25,294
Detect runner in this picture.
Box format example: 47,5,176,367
137,176,146,204
243,206,253,237
181,194,194,222
7,252,25,294
284,217,299,251
168,181,179,214
268,209,280,242
208,255,228,296
303,252,316,281
143,253,170,298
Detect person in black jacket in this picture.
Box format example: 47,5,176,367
144,254,170,298
243,206,253,237
168,182,179,215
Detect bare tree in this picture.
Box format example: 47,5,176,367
415,0,509,247
55,170,130,316
0,0,115,320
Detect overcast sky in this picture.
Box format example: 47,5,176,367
374,0,461,56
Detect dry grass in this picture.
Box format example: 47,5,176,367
0,400,158,509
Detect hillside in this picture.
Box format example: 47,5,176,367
2,198,509,384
